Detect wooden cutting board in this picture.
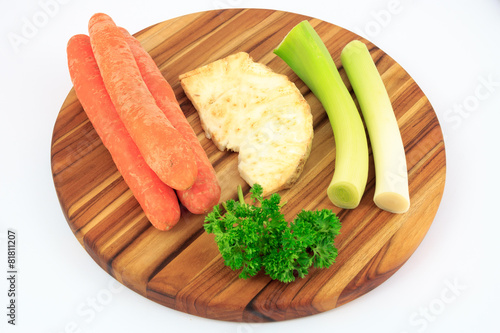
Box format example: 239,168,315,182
51,9,446,322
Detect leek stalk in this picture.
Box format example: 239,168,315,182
341,40,410,213
274,21,368,209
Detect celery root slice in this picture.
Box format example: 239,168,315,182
340,40,410,213
274,21,369,209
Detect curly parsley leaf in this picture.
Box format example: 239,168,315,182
204,184,342,283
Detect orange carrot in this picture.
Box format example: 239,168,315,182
67,34,180,231
88,13,197,191
120,27,221,214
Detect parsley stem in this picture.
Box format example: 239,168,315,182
237,184,245,205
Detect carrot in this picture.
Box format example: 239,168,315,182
88,13,197,191
67,34,180,231
120,27,221,214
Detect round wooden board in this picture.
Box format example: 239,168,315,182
51,9,446,322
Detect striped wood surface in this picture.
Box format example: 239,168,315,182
51,9,446,322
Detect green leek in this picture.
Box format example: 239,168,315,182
274,21,368,209
340,40,410,213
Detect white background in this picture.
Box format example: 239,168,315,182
1,0,499,332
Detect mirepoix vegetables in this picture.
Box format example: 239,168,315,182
120,27,221,214
88,13,198,191
67,34,181,231
340,40,410,213
274,21,369,209
204,184,341,283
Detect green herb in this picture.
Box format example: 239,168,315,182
204,184,341,283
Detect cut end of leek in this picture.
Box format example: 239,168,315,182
374,192,410,214
340,40,368,67
327,181,361,209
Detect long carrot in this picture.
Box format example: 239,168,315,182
67,34,180,231
88,13,197,191
120,27,221,214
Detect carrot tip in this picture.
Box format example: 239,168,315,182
88,12,115,31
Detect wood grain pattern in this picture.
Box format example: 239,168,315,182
51,9,446,322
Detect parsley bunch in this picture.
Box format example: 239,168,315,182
204,184,341,283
